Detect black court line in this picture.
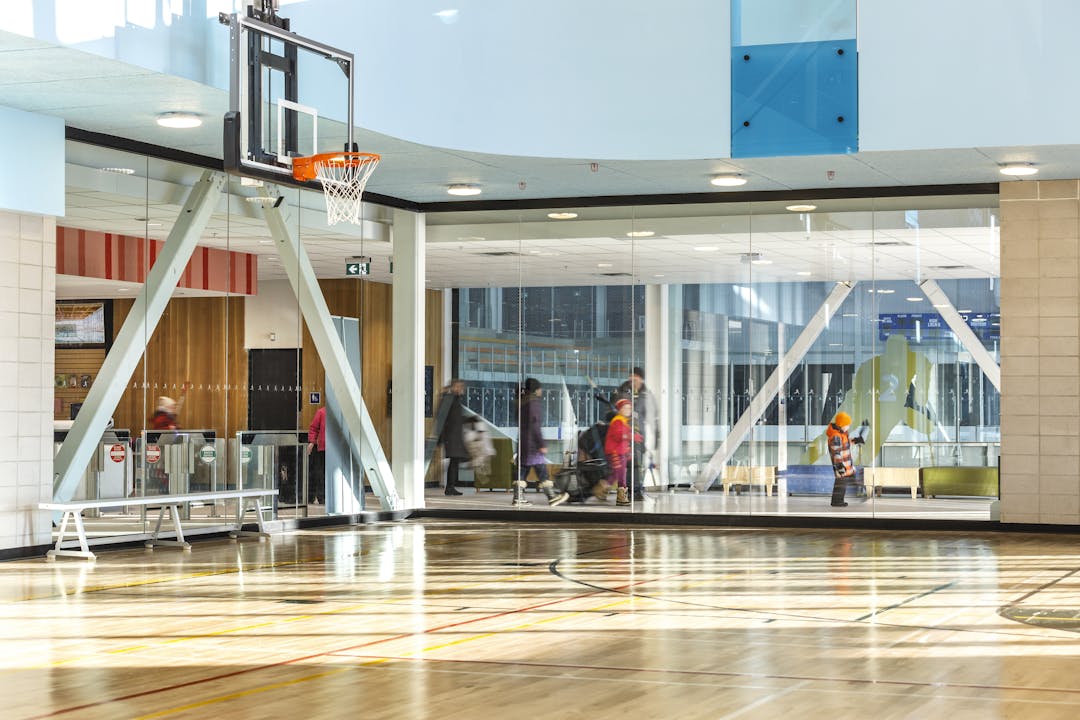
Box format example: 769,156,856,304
853,581,956,621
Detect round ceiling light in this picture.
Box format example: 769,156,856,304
786,204,817,212
156,112,203,129
999,163,1038,177
626,230,655,238
710,174,747,187
547,212,578,220
447,184,482,196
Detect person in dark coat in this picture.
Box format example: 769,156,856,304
514,378,569,507
434,379,470,495
616,367,658,500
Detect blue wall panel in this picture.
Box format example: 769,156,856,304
731,39,857,158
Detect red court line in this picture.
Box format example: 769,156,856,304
344,654,1080,697
29,572,686,719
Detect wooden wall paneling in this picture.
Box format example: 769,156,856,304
110,296,247,441
53,348,106,420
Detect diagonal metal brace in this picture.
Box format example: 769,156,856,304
54,171,227,502
260,191,401,510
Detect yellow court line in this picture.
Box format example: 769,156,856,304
138,597,637,718
31,569,534,669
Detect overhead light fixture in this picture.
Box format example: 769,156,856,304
842,313,858,318
100,167,135,175
906,297,922,302
958,309,973,313
156,112,202,129
999,163,1038,177
653,274,665,278
786,204,817,212
447,184,482,196
710,174,747,187
627,230,655,238
547,212,578,220
751,258,773,265
245,195,277,205
693,246,719,252
258,239,273,245
876,288,895,294
597,262,613,268
796,271,812,276
933,303,949,308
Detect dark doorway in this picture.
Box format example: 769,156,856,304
248,349,302,430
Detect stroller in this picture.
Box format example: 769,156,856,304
553,394,613,503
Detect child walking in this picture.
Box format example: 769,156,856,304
602,398,642,506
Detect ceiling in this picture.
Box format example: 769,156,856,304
1,29,1004,295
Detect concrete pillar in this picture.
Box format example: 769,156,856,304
392,209,426,509
999,179,1080,525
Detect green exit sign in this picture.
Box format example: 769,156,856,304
345,262,370,277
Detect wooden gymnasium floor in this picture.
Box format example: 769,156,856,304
3,519,1079,719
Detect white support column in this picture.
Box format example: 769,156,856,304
696,282,854,491
391,209,426,509
262,195,401,510
645,284,669,486
53,171,227,502
920,279,1001,391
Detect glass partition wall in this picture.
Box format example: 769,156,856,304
53,140,392,545
437,195,1000,521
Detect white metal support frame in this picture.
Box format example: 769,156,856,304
920,279,1001,391
261,193,401,510
695,282,854,491
53,171,227,502
391,209,426,509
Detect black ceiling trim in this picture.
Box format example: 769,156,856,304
66,127,997,215
416,183,1000,213
65,126,423,212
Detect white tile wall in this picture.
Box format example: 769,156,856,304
0,211,55,550
1000,179,1080,525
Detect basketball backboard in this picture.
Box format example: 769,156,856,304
222,2,354,186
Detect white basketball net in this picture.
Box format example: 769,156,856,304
313,155,380,226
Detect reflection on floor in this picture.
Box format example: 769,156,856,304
6,520,1079,719
426,486,995,521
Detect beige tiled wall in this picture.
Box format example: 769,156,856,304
0,211,56,550
1000,179,1080,525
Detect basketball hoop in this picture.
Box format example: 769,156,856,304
291,152,380,226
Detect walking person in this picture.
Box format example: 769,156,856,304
827,411,863,507
616,367,658,500
603,398,642,506
434,379,470,496
514,378,569,508
307,404,326,504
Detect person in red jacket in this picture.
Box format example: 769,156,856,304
307,405,326,504
603,398,642,506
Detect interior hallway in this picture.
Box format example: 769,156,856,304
4,520,1078,719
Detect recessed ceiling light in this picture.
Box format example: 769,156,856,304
876,288,895,294
710,174,747,187
906,297,922,302
597,262,613,268
117,288,129,292
796,271,812,276
828,343,843,347
547,212,578,220
447,184,482,196
529,250,542,254
933,303,949,308
627,230,655,237
786,204,817,212
999,163,1038,177
100,167,135,175
457,236,486,241
958,309,973,313
842,313,858,317
751,259,773,265
693,246,719,252
258,240,273,245
653,274,665,278
156,112,202,129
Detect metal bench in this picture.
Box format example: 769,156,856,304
38,489,279,561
